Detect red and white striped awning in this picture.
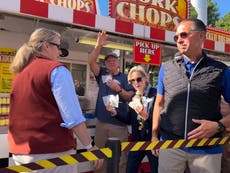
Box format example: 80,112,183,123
0,0,230,54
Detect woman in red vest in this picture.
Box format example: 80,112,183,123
8,28,103,173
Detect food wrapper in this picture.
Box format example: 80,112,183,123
102,74,112,83
102,94,119,108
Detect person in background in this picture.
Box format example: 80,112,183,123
151,19,230,173
88,31,134,173
125,65,158,173
8,28,103,173
220,97,230,173
75,79,85,96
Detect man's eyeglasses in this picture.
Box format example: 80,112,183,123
129,77,142,84
173,31,200,42
48,42,61,50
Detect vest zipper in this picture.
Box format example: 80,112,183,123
184,57,204,139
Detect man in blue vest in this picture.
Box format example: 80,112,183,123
151,19,230,173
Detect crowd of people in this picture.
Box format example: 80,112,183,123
7,18,230,173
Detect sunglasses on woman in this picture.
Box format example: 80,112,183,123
48,42,61,50
173,30,200,42
129,77,142,84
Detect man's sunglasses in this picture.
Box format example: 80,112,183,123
173,31,200,42
48,42,61,50
129,77,142,84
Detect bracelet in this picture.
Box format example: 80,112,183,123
138,106,144,114
117,88,122,94
111,110,117,116
84,140,95,150
152,130,158,136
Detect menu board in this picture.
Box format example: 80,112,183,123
0,48,15,93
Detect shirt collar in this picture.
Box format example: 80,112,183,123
182,51,205,65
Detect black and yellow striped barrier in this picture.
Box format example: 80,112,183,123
1,136,230,173
0,148,111,173
121,135,230,152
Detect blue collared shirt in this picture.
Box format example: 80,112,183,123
50,66,86,129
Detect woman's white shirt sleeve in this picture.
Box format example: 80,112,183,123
50,66,86,129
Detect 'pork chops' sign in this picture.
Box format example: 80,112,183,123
109,0,188,31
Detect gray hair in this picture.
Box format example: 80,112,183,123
128,65,148,81
10,28,60,73
178,19,207,32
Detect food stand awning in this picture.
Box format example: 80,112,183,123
0,0,229,54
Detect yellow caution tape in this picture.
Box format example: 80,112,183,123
0,148,111,173
1,136,229,173
121,136,230,151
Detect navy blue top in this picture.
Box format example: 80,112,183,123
128,85,157,141
95,67,133,126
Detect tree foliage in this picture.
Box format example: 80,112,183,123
215,13,230,31
189,4,198,19
189,0,230,31
207,0,219,26
189,0,219,25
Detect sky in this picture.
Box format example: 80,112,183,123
213,0,230,18
97,0,107,16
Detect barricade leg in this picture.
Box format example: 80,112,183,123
105,138,121,173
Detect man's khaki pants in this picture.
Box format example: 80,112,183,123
159,148,222,173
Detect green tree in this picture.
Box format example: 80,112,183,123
215,13,230,31
207,0,219,26
189,3,198,19
189,1,229,31
189,0,219,26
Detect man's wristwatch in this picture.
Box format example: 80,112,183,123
217,121,226,133
85,140,95,150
